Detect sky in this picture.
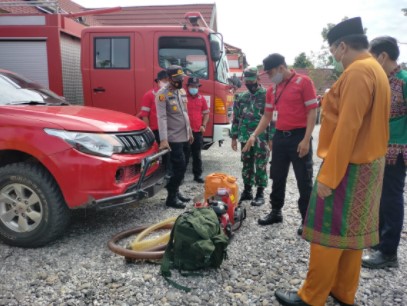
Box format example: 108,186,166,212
74,0,407,66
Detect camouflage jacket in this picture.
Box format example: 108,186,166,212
231,87,270,143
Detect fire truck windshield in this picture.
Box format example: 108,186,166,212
209,34,230,84
159,37,209,79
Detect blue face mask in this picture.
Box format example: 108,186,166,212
189,88,199,95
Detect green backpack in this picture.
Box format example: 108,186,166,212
160,207,229,291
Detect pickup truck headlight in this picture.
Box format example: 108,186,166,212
44,129,123,157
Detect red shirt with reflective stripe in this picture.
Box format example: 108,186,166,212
187,93,209,132
265,71,318,130
139,89,158,131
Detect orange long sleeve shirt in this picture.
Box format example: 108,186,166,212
317,53,391,189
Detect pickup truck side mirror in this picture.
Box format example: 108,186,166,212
210,40,221,62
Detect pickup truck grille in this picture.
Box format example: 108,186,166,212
115,129,156,154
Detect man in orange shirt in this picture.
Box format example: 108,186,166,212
273,17,390,306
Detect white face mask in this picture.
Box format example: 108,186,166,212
270,71,284,85
159,81,168,88
332,45,344,73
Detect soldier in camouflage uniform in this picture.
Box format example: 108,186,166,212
231,67,270,206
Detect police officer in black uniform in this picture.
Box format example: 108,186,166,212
155,65,194,209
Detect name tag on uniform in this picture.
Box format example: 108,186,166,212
272,110,278,122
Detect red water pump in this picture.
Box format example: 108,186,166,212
195,188,246,238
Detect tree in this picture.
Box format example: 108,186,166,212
403,8,407,16
313,17,367,79
293,52,314,69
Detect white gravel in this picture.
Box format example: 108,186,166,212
1,125,406,306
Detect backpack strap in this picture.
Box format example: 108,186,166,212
160,214,182,277
160,213,195,292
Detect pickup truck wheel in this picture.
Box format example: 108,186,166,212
0,162,70,247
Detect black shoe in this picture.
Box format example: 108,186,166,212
166,192,186,209
329,293,354,306
177,192,191,202
258,210,283,226
251,187,265,206
194,176,205,183
362,250,398,269
297,224,303,236
275,289,309,306
239,185,253,203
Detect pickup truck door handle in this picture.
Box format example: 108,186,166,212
93,87,105,93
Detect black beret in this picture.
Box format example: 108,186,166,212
327,17,364,46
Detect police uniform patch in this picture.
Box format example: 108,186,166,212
159,94,166,102
167,92,173,96
172,106,178,111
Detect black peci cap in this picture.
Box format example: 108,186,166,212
327,17,364,46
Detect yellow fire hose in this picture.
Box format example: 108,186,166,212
108,216,177,261
129,216,176,251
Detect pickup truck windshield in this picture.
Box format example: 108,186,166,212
159,37,209,79
0,72,67,105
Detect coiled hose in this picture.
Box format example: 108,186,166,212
107,216,176,261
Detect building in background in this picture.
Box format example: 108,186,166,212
0,1,330,97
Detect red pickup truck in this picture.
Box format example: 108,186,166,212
0,70,167,247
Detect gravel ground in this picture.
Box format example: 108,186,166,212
1,125,406,306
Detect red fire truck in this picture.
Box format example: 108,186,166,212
82,12,233,147
0,11,233,148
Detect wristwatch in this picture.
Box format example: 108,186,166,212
250,133,257,138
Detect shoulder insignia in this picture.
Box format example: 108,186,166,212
179,88,186,95
159,94,166,102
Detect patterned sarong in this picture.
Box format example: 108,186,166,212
302,158,385,249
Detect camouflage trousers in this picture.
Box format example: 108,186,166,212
240,140,269,187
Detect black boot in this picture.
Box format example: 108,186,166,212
166,191,186,209
258,209,283,226
177,191,191,202
239,184,253,203
194,175,204,183
362,250,398,269
251,187,265,206
275,289,309,306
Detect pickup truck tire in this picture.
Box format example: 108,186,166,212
0,162,70,248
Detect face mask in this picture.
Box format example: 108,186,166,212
270,72,284,85
172,80,183,89
332,46,344,73
159,81,168,88
377,53,386,67
189,88,199,95
246,83,258,94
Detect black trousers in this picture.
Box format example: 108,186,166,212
166,141,188,192
153,129,172,176
269,128,313,221
378,154,406,255
184,131,203,178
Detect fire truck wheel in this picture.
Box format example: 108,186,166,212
0,162,70,248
